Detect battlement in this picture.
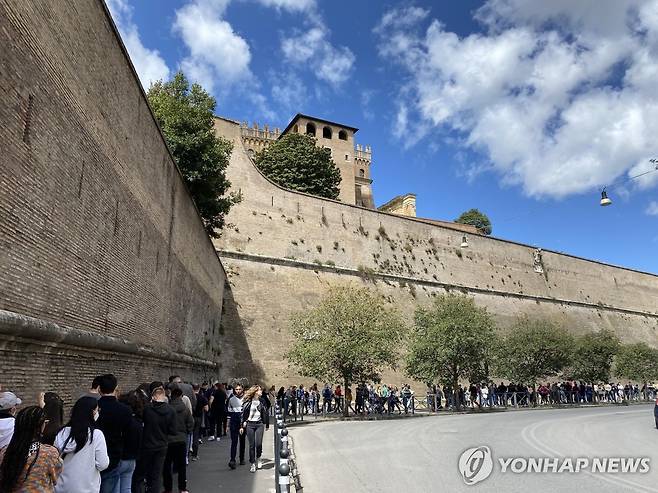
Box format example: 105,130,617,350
240,121,281,140
355,144,372,161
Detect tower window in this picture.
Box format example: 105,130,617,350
293,124,298,133
338,130,348,140
323,126,332,139
345,154,349,161
306,122,316,136
359,169,365,177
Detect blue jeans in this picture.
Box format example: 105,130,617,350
100,466,120,493
113,459,136,493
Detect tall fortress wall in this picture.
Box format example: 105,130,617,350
213,117,658,385
0,0,229,402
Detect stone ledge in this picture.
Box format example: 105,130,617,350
0,309,218,369
217,250,658,320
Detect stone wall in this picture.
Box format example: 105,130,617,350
213,117,658,386
0,0,228,402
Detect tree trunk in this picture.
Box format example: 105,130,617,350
453,374,460,412
532,384,537,407
343,377,349,418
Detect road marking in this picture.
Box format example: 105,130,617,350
521,411,658,493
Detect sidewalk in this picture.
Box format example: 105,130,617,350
187,428,276,493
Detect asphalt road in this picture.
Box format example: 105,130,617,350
290,405,657,493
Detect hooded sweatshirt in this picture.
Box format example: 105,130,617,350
142,401,176,451
54,427,109,493
0,410,15,449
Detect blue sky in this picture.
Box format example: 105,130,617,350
107,0,658,274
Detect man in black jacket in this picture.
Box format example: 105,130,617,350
97,374,133,493
133,386,177,493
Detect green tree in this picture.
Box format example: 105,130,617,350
495,317,573,405
455,209,492,235
254,133,341,199
147,72,238,237
568,330,620,383
615,342,658,399
287,285,406,417
405,294,496,411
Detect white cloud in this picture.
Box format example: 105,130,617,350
646,201,658,215
280,14,355,87
375,0,658,199
255,0,315,13
106,0,170,88
174,0,252,93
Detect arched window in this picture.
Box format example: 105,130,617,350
293,124,298,133
306,122,316,136
359,169,365,177
338,130,348,140
247,149,255,157
323,126,332,139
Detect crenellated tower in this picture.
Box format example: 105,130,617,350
239,113,374,208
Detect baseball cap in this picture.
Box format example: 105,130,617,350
0,392,22,411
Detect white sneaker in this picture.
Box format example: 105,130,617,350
208,436,216,441
250,463,256,473
257,459,263,470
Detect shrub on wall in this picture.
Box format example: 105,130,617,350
254,133,341,200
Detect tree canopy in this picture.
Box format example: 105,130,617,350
615,342,658,385
567,330,620,383
405,294,496,410
147,71,238,237
287,284,406,416
455,209,492,235
254,133,341,199
494,317,573,399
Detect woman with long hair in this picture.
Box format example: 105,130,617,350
0,406,61,492
240,386,268,473
117,391,143,493
41,393,64,446
54,396,109,492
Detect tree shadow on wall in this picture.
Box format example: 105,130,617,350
219,284,266,387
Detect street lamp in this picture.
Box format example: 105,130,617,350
599,158,658,207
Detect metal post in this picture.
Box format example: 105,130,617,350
279,445,291,493
274,406,282,492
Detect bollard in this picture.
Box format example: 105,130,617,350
279,450,291,493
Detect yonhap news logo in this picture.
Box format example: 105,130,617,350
458,446,650,486
459,446,494,485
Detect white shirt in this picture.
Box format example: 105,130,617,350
55,427,109,493
227,394,243,413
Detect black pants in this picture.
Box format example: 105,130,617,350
229,413,245,463
192,416,202,457
163,441,187,492
245,422,264,464
132,447,166,493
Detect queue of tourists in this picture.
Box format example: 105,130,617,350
0,376,270,492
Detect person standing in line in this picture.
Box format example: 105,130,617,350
162,387,193,493
0,406,62,491
190,384,208,462
207,383,227,442
227,383,245,470
0,392,22,451
54,396,109,493
132,387,175,493
96,374,132,493
240,386,268,473
117,391,143,493
41,393,64,446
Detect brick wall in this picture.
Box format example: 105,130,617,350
0,0,227,401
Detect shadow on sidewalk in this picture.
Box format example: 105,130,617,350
187,428,275,492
